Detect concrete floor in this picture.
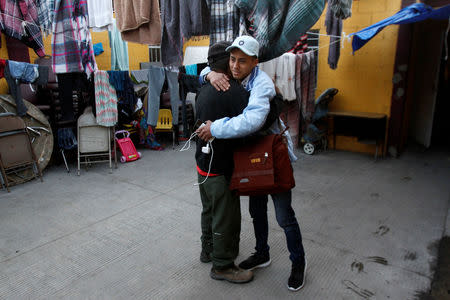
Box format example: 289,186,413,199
0,144,449,299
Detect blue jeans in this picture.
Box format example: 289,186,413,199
147,66,180,126
249,190,305,264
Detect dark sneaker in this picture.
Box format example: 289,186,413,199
210,265,254,284
287,257,307,291
200,250,211,263
238,253,271,270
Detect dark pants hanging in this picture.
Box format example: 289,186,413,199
179,73,201,137
57,73,86,121
4,64,28,116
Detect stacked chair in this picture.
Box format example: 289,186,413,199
0,113,43,192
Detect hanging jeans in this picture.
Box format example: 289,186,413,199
249,189,305,264
4,61,40,116
147,66,180,127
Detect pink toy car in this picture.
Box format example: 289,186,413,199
115,130,141,163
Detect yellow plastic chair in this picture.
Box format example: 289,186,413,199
155,109,175,149
122,123,137,135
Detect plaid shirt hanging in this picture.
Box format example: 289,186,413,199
207,0,240,45
36,0,51,36
0,0,45,57
51,0,97,76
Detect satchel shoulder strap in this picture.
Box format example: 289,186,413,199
278,118,289,135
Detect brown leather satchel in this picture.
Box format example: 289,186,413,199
229,133,295,196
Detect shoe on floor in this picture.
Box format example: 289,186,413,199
200,250,211,263
287,257,307,291
238,252,271,270
210,265,254,283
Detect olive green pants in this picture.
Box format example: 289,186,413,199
199,174,241,269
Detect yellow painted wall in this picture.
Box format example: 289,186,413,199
313,0,402,154
0,34,9,94
183,35,210,52
0,30,149,93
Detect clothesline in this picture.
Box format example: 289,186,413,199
0,12,351,50
304,37,343,56
306,30,352,44
1,13,350,65
306,31,341,39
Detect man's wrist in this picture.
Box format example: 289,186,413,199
210,121,216,137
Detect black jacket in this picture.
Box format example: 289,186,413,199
195,80,249,177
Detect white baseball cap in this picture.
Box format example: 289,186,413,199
226,35,260,57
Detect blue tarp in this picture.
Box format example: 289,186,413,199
351,3,450,53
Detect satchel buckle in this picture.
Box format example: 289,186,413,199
263,152,268,164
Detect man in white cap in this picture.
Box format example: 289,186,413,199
197,35,307,292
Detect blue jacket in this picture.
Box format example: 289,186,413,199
200,66,298,162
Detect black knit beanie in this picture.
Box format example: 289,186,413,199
208,41,232,72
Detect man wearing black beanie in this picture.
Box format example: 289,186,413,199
195,41,252,283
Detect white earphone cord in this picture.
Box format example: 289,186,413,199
195,142,214,186
179,132,214,186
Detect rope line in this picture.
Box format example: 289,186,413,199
0,12,351,53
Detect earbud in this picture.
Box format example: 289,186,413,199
202,143,211,154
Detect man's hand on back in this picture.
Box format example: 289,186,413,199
196,120,213,141
207,71,230,91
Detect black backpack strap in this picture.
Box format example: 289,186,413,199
261,93,285,131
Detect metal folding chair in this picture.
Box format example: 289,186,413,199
0,113,43,192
